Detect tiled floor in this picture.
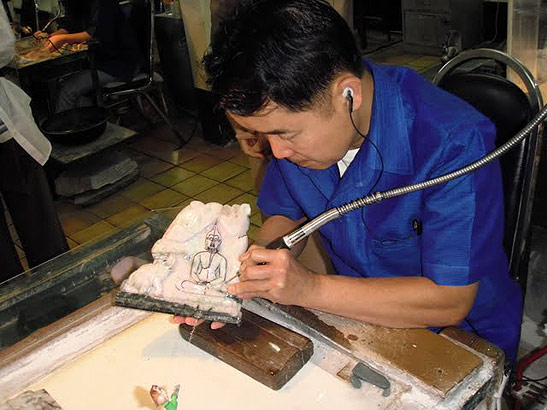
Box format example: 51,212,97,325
58,136,258,247
5,39,443,273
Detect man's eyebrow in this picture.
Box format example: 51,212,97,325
233,125,292,135
260,129,292,135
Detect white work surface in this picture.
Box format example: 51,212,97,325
29,313,387,410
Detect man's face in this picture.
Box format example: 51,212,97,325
205,234,221,252
228,93,362,169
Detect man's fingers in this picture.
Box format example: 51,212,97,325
248,247,287,265
239,264,275,281
172,316,186,324
239,251,250,262
238,244,265,262
186,317,204,326
239,143,265,158
172,316,204,326
210,322,226,329
229,278,272,296
247,151,265,159
173,316,225,329
110,256,146,284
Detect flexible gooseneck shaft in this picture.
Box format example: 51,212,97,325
266,103,547,250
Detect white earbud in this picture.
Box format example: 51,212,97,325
343,87,354,113
342,87,354,99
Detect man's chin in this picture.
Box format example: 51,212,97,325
290,159,330,170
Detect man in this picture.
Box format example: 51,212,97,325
0,6,68,281
175,0,522,362
36,0,143,113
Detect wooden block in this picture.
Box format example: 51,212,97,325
178,309,313,390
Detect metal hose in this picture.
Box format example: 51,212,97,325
276,103,547,249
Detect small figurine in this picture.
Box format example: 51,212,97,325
150,384,180,410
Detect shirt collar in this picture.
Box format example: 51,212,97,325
361,59,415,176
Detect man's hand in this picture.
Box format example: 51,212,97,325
172,316,225,329
46,31,91,52
228,245,318,305
47,34,67,52
34,30,49,39
110,256,147,284
235,131,271,159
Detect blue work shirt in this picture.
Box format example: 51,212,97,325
257,60,522,362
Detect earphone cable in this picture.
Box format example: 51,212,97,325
347,94,384,240
347,95,384,194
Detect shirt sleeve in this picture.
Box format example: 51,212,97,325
421,119,506,286
257,159,305,221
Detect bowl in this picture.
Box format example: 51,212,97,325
40,107,108,146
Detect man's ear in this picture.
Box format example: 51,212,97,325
337,76,363,114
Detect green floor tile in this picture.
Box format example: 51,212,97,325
225,169,255,192
411,55,440,66
59,210,102,236
184,139,210,153
382,55,416,65
139,158,174,178
119,179,165,202
70,221,116,245
157,198,194,221
201,161,247,182
140,189,188,210
86,194,136,219
166,148,202,165
66,237,79,249
207,145,241,161
179,154,224,173
194,184,245,204
106,204,150,227
228,152,251,168
171,175,219,197
152,167,195,187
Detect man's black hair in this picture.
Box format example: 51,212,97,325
203,0,363,116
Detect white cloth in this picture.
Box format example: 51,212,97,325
0,78,52,165
0,7,52,165
0,7,15,69
337,148,359,177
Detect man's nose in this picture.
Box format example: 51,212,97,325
268,137,293,159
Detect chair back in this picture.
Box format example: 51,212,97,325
120,0,154,81
433,49,543,288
